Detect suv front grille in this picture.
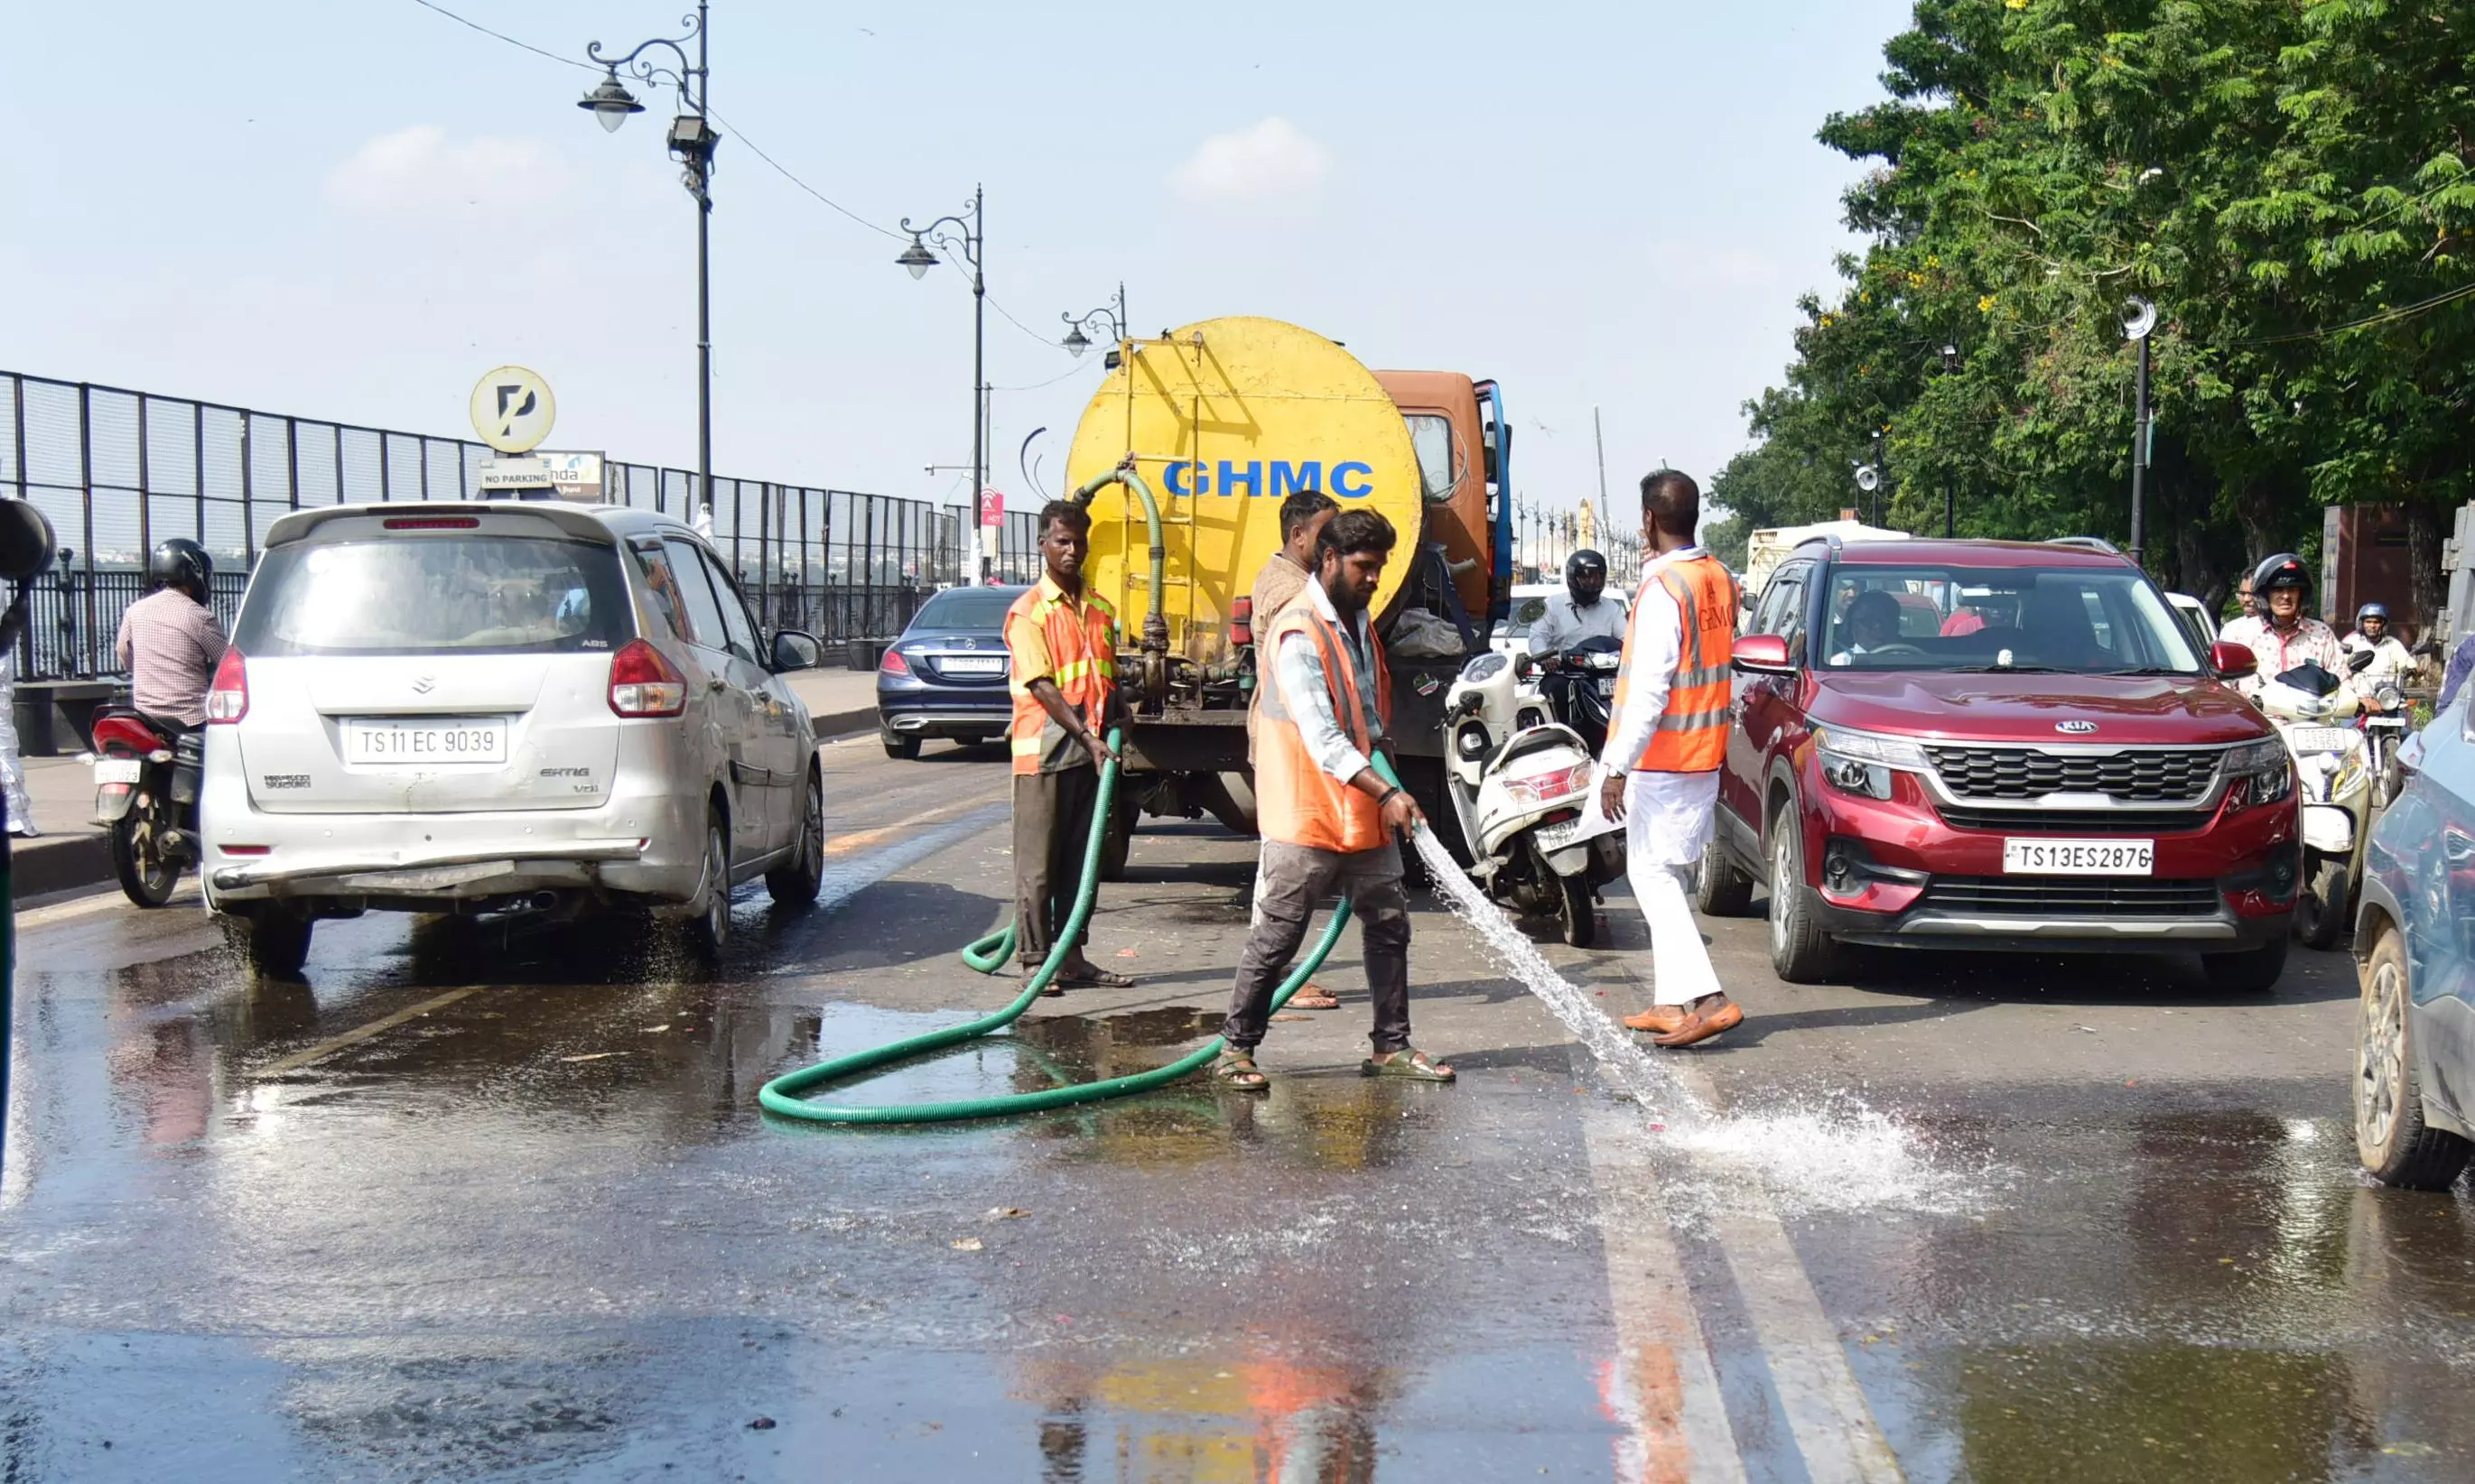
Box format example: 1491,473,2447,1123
1924,745,2221,803
1933,804,2218,834
1921,876,2222,917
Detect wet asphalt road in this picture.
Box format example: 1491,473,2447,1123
5,734,2474,1482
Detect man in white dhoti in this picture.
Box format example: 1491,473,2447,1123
1596,470,1743,1048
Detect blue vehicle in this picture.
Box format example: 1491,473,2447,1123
875,584,1027,760
2353,693,2475,1187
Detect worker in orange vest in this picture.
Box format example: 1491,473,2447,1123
1596,470,1745,1048
1217,509,1455,1089
1003,500,1136,990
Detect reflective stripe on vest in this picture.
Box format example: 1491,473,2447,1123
1005,582,1119,774
1255,604,1393,853
1610,553,1739,774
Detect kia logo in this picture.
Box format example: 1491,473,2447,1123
2056,719,2098,734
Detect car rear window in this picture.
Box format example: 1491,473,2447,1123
910,587,1022,631
234,536,630,656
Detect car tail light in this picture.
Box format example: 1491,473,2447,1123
609,639,688,717
383,515,480,530
879,647,911,677
205,649,248,723
1231,594,1254,648
90,714,163,755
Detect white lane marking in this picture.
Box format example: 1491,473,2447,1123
13,886,204,932
254,986,493,1078
1577,1090,1748,1484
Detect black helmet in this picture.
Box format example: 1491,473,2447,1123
1566,549,1607,583
2254,552,2311,597
148,537,212,597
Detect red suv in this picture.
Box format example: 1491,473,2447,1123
1700,536,2298,990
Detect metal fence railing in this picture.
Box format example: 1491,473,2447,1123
2,370,982,679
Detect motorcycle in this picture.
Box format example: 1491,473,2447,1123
2343,648,2411,809
83,704,201,907
2253,663,2368,950
1538,634,1624,759
1440,649,1624,946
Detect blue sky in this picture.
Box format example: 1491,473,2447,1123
4,0,1913,520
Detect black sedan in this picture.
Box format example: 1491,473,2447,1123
876,584,1026,759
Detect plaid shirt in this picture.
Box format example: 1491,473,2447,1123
114,589,228,726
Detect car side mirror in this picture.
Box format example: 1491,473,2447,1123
2209,641,2257,679
770,629,823,672
1732,634,1794,675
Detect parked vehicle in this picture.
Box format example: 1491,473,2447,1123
2253,663,2372,949
2351,691,2475,1188
876,583,1027,759
2165,591,2218,654
1440,650,1623,945
1708,535,2298,990
200,501,825,973
84,703,200,907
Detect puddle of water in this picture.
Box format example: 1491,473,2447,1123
800,1003,1219,1111
1409,830,1976,1217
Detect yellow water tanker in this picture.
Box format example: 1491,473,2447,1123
1065,317,1426,667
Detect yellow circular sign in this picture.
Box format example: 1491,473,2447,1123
468,366,557,453
1065,317,1424,664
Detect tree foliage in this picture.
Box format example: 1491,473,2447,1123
1716,0,2475,616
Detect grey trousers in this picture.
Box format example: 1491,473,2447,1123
1014,764,1099,967
1224,838,1413,1054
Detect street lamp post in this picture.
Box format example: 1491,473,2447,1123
1061,283,1128,360
2122,297,2158,570
897,187,987,532
577,2,717,524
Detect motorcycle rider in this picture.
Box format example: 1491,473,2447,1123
2342,602,2414,694
2219,573,2265,646
1528,549,1629,659
113,537,226,732
2237,552,2347,692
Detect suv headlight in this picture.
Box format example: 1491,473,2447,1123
1814,726,1930,801
2225,737,2293,809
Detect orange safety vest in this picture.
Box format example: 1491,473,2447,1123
1255,602,1394,852
1610,552,1739,774
1004,578,1118,775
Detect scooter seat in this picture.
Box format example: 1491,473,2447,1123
1489,723,1592,772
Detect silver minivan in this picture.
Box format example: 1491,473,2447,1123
200,501,825,971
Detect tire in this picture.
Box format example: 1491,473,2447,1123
110,804,180,908
1097,796,1135,883
1556,869,1597,947
1694,841,1756,917
881,732,921,760
685,812,731,962
2355,923,2472,1188
2201,936,2289,993
764,770,825,905
222,908,313,977
2295,853,2349,950
1765,807,1841,984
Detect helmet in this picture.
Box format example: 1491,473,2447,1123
2357,601,2389,624
1566,549,1607,583
147,537,212,597
2253,552,2311,596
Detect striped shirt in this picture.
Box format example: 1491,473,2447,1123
114,589,228,727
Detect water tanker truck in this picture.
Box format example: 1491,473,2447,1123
1060,316,1512,873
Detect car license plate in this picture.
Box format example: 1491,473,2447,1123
344,717,508,765
93,758,144,784
939,654,1004,674
2003,839,2154,875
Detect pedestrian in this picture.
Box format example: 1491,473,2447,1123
2219,573,2264,646
1003,500,1136,992
1216,508,1454,1090
1597,469,1745,1049
1246,487,1343,1010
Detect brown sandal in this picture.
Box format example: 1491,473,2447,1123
1214,1049,1269,1091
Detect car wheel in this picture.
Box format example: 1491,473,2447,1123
765,769,825,906
2354,923,2471,1188
221,908,313,978
1694,842,1756,917
686,812,731,962
1766,807,1840,984
2295,853,2349,949
2200,936,2288,993
882,732,921,761
111,805,181,908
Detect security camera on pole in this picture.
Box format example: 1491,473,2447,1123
2121,296,2158,570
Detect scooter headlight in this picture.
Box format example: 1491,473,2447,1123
2328,746,2370,802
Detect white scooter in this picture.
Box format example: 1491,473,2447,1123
1440,649,1624,946
2253,663,2369,950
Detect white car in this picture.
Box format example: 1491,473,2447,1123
200,500,825,972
